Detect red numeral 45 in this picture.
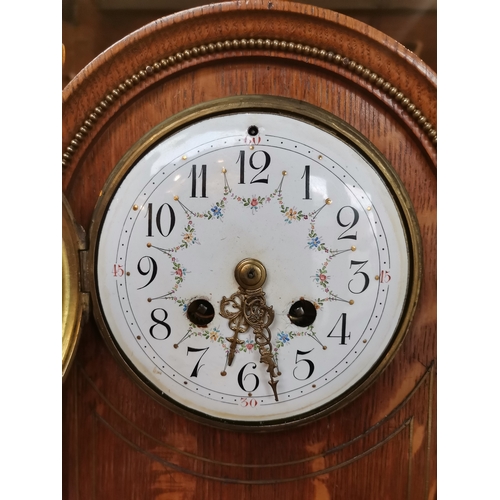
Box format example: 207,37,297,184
113,264,124,277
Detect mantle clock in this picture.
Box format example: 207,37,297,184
62,1,436,498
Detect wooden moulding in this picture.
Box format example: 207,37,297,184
62,0,437,189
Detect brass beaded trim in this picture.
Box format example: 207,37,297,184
62,38,437,169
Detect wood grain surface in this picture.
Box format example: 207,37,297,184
62,2,436,498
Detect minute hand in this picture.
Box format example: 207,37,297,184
243,291,279,401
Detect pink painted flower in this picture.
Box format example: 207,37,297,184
176,269,183,277
319,274,327,281
246,343,253,350
251,197,258,207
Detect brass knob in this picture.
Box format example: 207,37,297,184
234,258,267,290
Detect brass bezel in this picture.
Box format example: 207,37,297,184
88,95,423,431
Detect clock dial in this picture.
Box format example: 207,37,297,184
90,97,420,429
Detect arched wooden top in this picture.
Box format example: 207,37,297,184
62,0,436,187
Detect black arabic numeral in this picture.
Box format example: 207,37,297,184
237,362,260,392
187,346,209,377
249,150,271,184
301,165,311,200
337,206,359,240
348,260,370,294
146,203,176,237
237,150,245,184
236,150,271,184
327,312,351,344
293,349,315,380
137,256,158,289
149,308,171,340
189,164,208,198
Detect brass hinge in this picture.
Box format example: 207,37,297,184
79,248,91,324
71,216,91,324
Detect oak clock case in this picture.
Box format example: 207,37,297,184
63,1,436,496
87,96,421,430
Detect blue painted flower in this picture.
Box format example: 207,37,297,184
210,205,222,218
277,331,290,344
308,236,321,249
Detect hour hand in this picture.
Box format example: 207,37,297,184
220,292,248,366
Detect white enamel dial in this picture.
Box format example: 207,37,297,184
92,99,420,429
